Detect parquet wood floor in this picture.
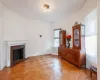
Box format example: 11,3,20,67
0,54,96,80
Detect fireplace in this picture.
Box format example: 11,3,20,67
10,45,25,66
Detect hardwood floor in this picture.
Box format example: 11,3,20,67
0,54,96,80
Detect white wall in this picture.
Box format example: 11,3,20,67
25,20,53,56
0,2,53,70
3,6,53,57
97,0,100,80
0,3,4,70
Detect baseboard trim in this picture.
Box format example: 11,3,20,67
27,53,51,57
51,53,58,55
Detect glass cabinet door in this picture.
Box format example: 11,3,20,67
73,25,81,49
74,29,79,47
73,24,85,50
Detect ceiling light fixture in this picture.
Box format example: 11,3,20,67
43,4,50,12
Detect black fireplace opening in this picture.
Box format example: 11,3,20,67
11,45,25,66
13,48,24,62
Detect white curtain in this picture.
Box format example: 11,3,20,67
83,8,97,68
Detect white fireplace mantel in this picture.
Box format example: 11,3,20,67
4,41,27,67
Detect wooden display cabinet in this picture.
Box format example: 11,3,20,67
58,24,86,68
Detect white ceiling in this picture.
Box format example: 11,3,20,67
0,0,86,22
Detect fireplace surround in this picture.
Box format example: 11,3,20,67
4,41,27,67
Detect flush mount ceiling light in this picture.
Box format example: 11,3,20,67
43,4,50,12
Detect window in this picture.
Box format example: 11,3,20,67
53,29,61,47
85,36,97,57
84,9,97,58
83,9,97,68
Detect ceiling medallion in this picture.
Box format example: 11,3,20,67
43,4,50,12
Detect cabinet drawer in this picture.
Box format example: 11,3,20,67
67,51,79,65
58,47,85,67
